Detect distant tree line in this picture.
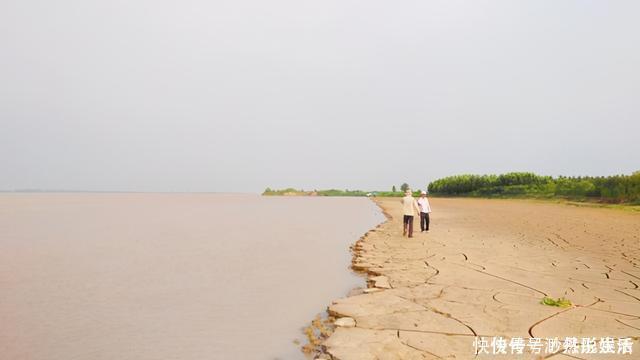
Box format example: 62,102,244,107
262,188,369,196
427,172,640,204
263,187,417,197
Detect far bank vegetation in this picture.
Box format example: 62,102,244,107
264,171,640,205
427,172,640,205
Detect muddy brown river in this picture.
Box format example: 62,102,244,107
0,193,384,360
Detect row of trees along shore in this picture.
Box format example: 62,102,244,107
427,172,640,204
263,172,640,204
262,183,414,197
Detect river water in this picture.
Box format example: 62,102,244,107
0,193,384,360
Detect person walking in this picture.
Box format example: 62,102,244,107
401,189,420,238
417,190,431,232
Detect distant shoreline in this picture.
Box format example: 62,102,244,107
262,190,640,212
0,190,255,194
263,171,640,206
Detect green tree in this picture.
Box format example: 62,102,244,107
400,183,410,192
392,185,396,192
427,171,640,204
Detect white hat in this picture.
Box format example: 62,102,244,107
421,190,427,195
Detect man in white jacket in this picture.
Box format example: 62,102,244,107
417,190,432,232
402,189,421,238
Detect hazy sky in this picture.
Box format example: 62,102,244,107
2,1,639,192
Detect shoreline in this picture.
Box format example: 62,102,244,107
302,198,391,356
349,198,392,276
311,197,640,359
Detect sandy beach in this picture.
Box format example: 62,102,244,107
322,198,640,359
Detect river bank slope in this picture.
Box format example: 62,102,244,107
323,197,640,359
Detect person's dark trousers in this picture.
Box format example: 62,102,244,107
403,215,414,237
420,212,430,231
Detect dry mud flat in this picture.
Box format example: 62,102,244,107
322,198,640,360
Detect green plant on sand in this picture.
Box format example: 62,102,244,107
540,296,573,308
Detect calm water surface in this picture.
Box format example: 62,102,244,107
0,193,383,360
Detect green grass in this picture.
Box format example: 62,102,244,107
540,296,573,308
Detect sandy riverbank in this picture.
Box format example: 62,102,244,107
320,197,640,359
